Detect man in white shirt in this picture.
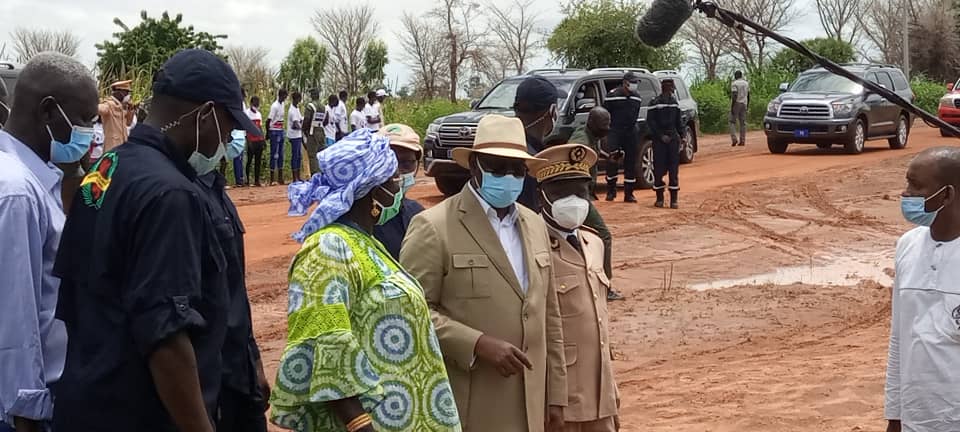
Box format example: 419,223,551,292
730,71,749,147
364,90,383,131
336,90,349,140
351,97,368,132
324,95,340,147
286,91,304,183
886,147,960,432
266,89,287,185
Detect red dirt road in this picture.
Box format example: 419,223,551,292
233,125,956,431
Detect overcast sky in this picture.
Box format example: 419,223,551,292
0,0,826,87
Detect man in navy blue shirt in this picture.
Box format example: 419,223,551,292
52,49,262,432
374,123,425,259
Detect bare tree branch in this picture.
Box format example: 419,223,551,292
486,0,544,74
723,0,798,72
396,12,450,98
815,0,862,45
10,27,81,63
312,5,376,94
225,45,275,98
856,0,902,64
680,15,733,80
432,0,485,101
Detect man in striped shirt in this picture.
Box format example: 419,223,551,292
602,72,643,203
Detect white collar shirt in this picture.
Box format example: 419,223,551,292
885,226,960,431
468,183,528,293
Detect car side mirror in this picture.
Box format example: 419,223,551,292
576,98,596,113
470,99,479,109
778,83,789,93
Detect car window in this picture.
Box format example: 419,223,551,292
637,78,658,101
603,79,621,94
477,78,574,111
791,72,864,94
890,70,909,91
671,79,689,100
877,72,895,90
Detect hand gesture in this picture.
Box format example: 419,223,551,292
475,334,532,377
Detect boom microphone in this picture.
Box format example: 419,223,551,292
635,0,695,47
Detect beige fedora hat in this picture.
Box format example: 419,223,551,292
452,114,544,169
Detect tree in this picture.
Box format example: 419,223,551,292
10,28,81,62
724,0,798,73
225,45,275,98
814,0,862,45
770,37,856,75
434,0,486,102
856,1,901,64
277,37,327,93
487,0,544,74
312,5,376,94
397,13,449,98
908,0,960,82
360,39,389,91
96,11,225,87
546,0,684,70
680,15,733,80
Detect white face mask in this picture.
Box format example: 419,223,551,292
546,193,590,230
122,94,132,104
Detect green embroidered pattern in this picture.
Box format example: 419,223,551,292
270,224,462,432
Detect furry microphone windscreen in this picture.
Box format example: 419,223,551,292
635,0,695,47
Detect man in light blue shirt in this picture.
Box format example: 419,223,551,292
0,52,98,432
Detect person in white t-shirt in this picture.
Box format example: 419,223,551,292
337,90,350,139
886,147,960,432
364,90,383,131
286,91,305,182
266,88,288,185
351,97,368,132
324,94,340,147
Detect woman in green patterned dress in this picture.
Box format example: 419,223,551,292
272,128,461,432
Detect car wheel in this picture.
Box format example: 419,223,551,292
767,138,788,154
844,119,866,154
638,140,655,189
889,114,909,149
816,143,832,150
679,125,695,164
435,176,467,197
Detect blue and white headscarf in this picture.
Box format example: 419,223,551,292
287,128,398,242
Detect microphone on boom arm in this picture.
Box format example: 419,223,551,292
634,0,960,137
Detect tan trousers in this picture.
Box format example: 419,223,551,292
562,416,616,432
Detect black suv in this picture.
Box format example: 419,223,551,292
764,63,913,155
423,68,700,196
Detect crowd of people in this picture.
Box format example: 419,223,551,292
1,47,959,432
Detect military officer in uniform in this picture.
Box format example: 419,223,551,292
531,144,620,431
302,88,328,176
98,80,136,152
602,72,643,203
646,78,685,209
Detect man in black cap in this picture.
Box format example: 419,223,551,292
513,76,564,212
602,72,644,203
52,49,262,432
646,78,685,209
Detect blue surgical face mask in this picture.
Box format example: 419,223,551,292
901,185,950,226
399,172,416,196
188,108,226,176
476,159,524,209
226,130,246,160
48,102,95,163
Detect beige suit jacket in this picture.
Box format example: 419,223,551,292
549,227,619,423
401,185,567,432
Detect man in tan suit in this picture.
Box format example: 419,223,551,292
531,144,620,432
401,114,567,432
97,80,136,151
